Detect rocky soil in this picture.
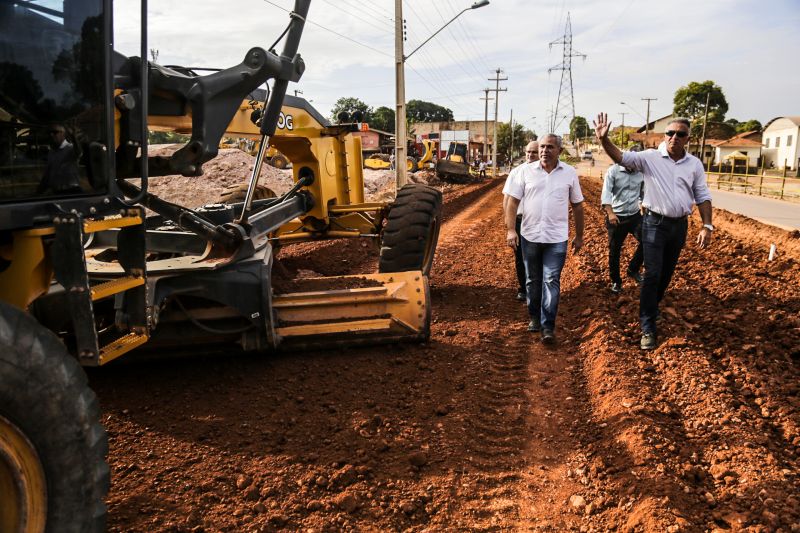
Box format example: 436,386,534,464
89,159,800,531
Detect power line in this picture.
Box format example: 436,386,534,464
319,0,392,34
443,0,493,73
339,0,395,25
426,0,488,83
403,0,485,86
261,0,392,58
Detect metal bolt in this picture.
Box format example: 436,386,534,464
79,350,95,359
53,217,61,224
89,207,97,214
103,198,111,204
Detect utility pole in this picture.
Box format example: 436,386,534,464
480,89,493,160
488,68,507,178
618,112,627,147
699,92,710,163
509,108,514,167
641,97,657,145
394,0,407,188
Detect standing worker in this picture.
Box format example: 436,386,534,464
504,134,584,344
479,158,487,179
502,140,539,301
594,113,713,350
601,154,644,294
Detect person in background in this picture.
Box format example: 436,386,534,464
37,124,81,194
595,113,713,350
503,134,584,344
600,149,645,294
479,158,487,179
502,140,539,301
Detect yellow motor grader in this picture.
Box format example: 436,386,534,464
0,1,441,530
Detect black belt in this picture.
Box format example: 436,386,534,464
645,209,687,222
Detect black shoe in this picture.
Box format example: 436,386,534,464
627,271,643,284
541,329,555,344
610,282,622,294
528,319,541,332
516,291,526,302
640,332,657,350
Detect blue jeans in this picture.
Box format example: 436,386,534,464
640,212,687,334
520,238,568,330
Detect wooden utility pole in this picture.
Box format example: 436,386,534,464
480,89,493,160
509,108,514,167
488,68,507,178
642,97,657,146
618,112,627,147
394,0,407,188
699,92,711,163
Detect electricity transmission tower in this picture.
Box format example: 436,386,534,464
548,12,585,135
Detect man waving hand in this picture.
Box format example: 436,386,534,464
594,113,713,350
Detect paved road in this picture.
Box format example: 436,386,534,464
709,189,800,230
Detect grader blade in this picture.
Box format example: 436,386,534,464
272,271,430,349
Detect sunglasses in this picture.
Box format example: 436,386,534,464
665,130,688,138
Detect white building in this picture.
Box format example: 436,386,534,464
762,116,800,170
709,132,762,166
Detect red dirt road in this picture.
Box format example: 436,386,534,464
91,176,800,532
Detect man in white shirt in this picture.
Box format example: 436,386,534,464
503,140,539,301
594,114,713,350
503,134,585,344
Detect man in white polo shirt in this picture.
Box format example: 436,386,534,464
503,134,585,344
594,113,713,350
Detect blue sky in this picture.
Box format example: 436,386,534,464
115,0,799,135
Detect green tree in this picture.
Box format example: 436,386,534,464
496,122,535,161
330,97,372,123
406,100,453,122
610,126,637,149
370,106,395,133
569,116,592,142
735,119,762,133
673,80,728,136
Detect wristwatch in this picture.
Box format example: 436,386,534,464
703,224,714,231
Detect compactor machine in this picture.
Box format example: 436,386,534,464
0,1,441,530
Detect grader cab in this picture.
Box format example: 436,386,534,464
0,0,441,530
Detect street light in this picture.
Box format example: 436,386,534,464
394,0,490,188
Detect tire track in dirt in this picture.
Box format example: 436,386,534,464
430,178,594,530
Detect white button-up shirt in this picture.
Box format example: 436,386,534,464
504,162,531,215
503,161,584,243
620,145,712,218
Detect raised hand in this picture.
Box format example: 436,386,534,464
594,113,611,139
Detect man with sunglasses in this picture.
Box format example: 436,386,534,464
503,140,539,301
594,114,713,350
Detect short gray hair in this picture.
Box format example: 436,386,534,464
542,133,562,148
668,117,691,130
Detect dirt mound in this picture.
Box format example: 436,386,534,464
92,175,800,532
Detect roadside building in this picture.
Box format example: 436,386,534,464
762,116,800,170
410,120,495,160
708,131,763,167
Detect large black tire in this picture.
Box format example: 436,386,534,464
216,183,277,204
0,302,108,533
406,156,419,173
379,184,442,276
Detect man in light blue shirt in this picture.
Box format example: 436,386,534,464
595,114,713,350
600,158,644,294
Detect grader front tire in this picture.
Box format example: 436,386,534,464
378,184,442,277
0,303,109,533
